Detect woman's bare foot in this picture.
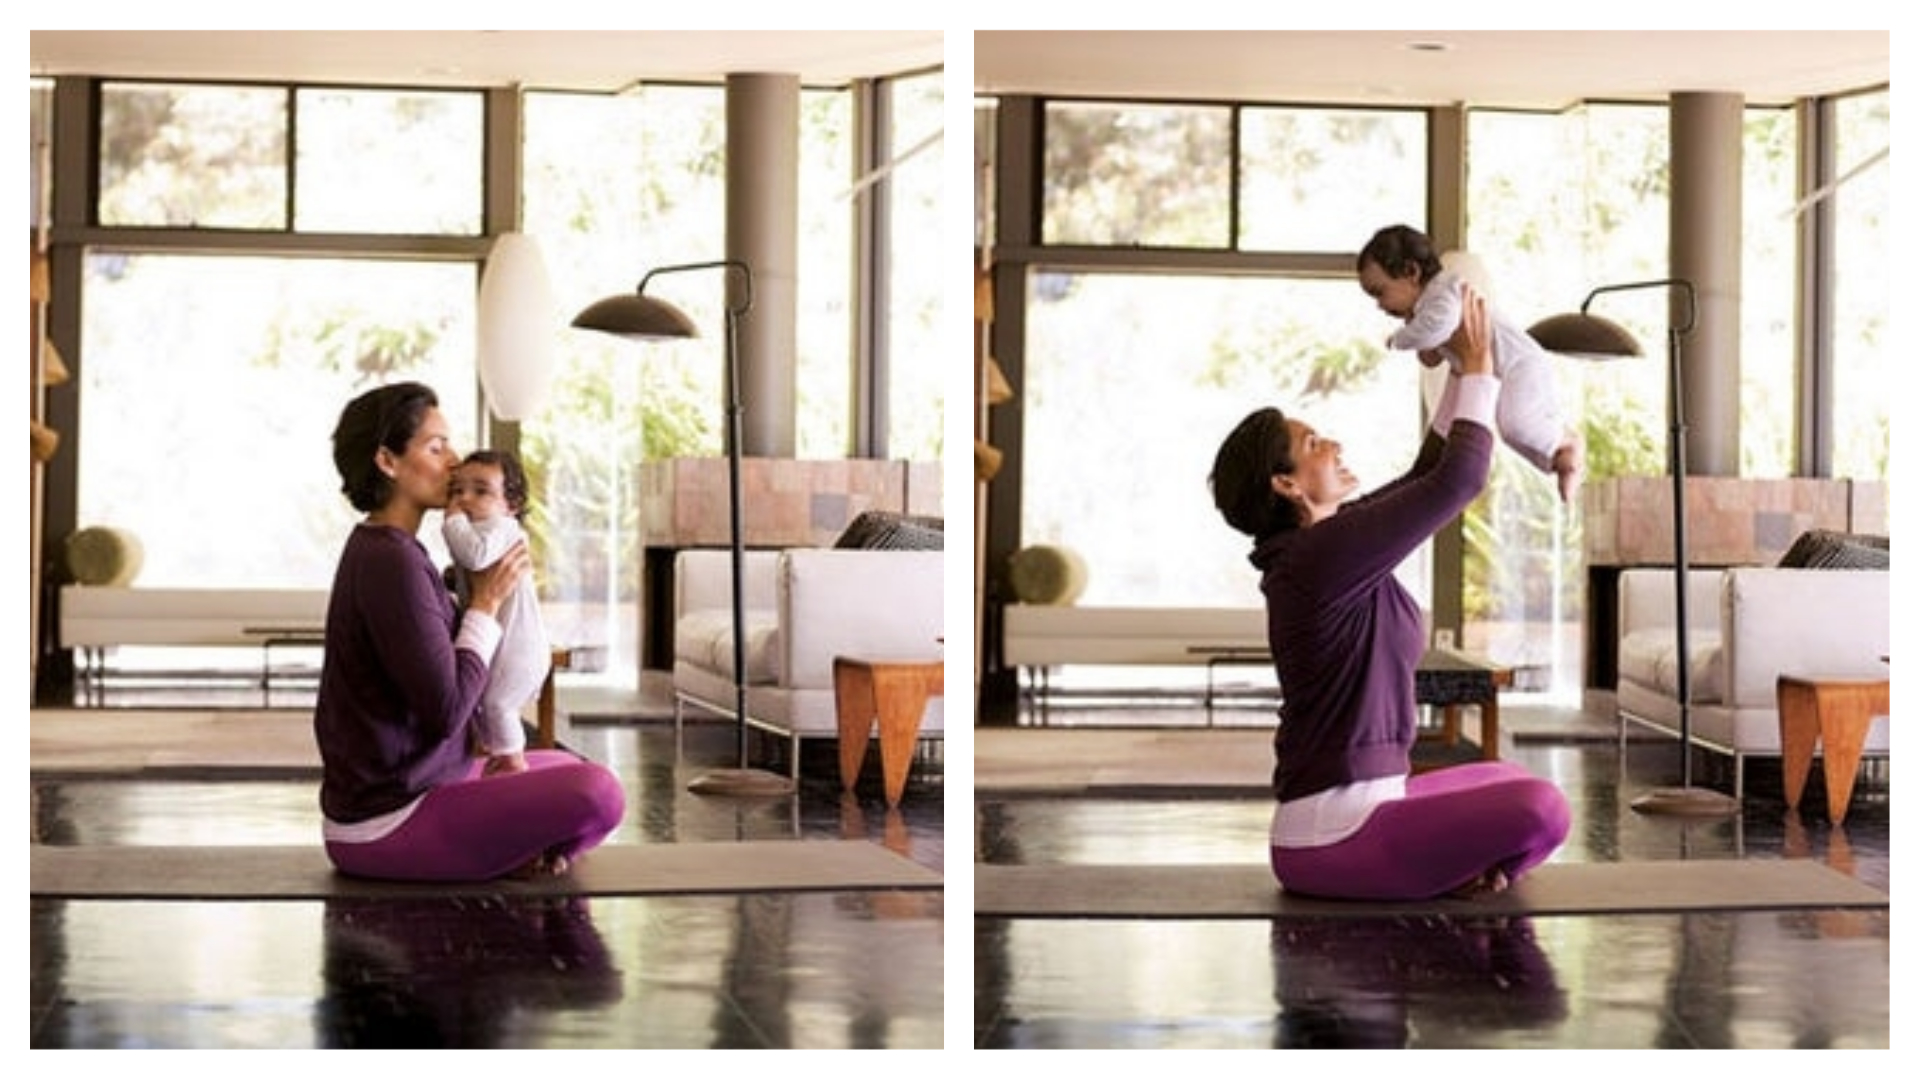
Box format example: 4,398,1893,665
1448,868,1511,899
483,751,530,777
506,850,571,880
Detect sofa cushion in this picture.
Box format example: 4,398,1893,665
1618,629,1724,704
832,510,944,551
673,609,780,685
1777,529,1890,570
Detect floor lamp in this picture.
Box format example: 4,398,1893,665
1528,279,1739,817
572,259,794,798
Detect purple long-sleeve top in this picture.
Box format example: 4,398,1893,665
313,523,498,824
1250,399,1495,803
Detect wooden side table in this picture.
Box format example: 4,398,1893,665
534,646,576,750
1776,674,1890,825
833,656,943,807
1415,647,1513,761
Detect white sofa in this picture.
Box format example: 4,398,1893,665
1615,566,1890,798
672,548,945,778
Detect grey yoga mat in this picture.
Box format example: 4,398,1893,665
33,840,943,900
974,858,1888,919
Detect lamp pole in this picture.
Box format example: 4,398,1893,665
635,261,757,779
573,260,792,797
1533,279,1737,816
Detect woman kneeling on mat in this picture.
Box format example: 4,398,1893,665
313,382,626,882
1209,286,1569,901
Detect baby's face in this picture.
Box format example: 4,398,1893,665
1358,260,1423,321
448,464,510,521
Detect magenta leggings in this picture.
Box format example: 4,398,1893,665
326,750,627,883
1270,761,1571,901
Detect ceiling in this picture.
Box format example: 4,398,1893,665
973,31,1889,111
30,31,1890,110
28,30,945,92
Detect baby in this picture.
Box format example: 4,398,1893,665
443,449,551,774
1358,224,1582,503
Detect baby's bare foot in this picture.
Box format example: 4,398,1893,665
1557,466,1580,505
1553,441,1583,504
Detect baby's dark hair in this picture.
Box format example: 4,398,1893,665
1358,224,1443,285
460,449,532,522
332,381,439,513
1209,406,1304,541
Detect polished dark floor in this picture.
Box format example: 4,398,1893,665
974,702,1891,1050
30,678,945,1049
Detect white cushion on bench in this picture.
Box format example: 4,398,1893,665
59,586,330,649
1002,604,1268,667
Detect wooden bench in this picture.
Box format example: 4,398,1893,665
59,586,331,694
1413,647,1512,761
1001,604,1269,720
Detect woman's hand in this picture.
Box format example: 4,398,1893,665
465,540,530,619
1448,284,1493,376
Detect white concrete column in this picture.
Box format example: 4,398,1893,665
1671,92,1744,476
727,73,799,457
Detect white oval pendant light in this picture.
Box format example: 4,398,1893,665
476,232,558,421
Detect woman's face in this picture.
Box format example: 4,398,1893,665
1272,418,1356,522
382,406,460,512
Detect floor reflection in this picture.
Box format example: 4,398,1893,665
31,717,946,1049
1271,916,1565,1049
318,896,622,1048
974,708,1890,1049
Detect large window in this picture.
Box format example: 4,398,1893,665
521,85,730,685
796,88,856,459
1008,99,1435,704
77,255,479,586
1021,103,1435,584
292,87,483,235
1005,99,1434,703
1239,107,1426,251
1008,91,1882,705
1830,89,1889,482
98,82,483,234
1463,101,1868,694
519,79,933,683
98,83,288,229
46,70,940,694
1466,104,1673,693
884,70,946,460
1738,106,1801,478
1042,102,1234,247
78,83,489,587
1021,272,1425,609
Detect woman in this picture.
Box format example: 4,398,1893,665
1208,288,1568,900
314,381,625,881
